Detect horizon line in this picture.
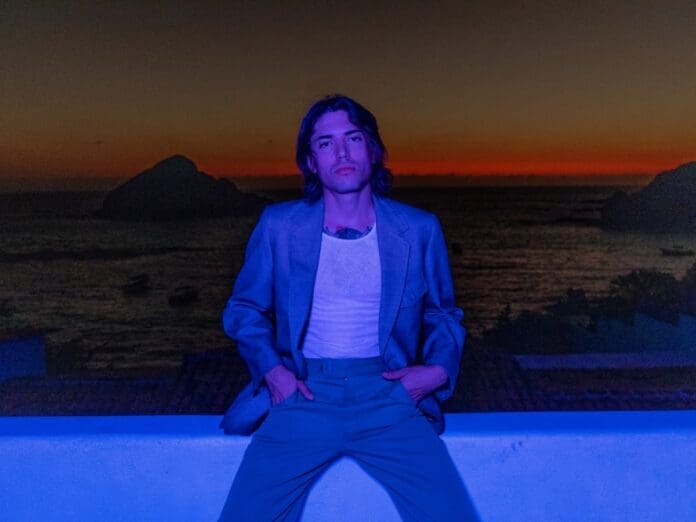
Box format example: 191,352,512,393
0,171,655,193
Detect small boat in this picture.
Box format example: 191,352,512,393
168,286,199,307
122,274,150,295
660,246,695,257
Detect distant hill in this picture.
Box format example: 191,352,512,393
96,155,268,220
601,162,696,230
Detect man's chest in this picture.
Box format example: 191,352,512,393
312,230,382,302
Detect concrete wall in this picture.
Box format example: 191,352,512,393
1,412,694,521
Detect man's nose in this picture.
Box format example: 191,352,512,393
336,141,349,159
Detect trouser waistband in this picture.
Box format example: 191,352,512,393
305,357,385,378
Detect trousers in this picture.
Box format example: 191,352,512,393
219,357,480,521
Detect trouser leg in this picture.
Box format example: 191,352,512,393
345,378,481,522
218,392,340,522
220,359,480,521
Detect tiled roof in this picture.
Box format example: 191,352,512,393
2,349,695,416
0,351,248,416
445,350,696,412
0,377,177,415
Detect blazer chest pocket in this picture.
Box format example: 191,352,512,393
401,278,427,307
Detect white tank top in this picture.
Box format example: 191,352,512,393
302,224,381,359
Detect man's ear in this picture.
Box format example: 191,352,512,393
307,155,316,173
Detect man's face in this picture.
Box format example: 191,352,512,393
308,110,373,198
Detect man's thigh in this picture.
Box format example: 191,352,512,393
344,378,480,521
220,393,342,521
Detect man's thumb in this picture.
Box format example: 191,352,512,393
382,368,408,380
297,380,314,400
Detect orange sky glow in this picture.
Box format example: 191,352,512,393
2,2,695,190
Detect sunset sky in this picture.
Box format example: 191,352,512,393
2,1,695,190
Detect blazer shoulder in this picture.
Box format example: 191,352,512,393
260,198,317,226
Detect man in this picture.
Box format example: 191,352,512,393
219,95,479,521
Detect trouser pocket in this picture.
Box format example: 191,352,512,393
390,379,417,406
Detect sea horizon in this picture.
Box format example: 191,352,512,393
0,172,655,194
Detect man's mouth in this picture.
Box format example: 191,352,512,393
334,165,355,175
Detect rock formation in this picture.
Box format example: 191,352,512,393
601,162,696,230
97,155,269,220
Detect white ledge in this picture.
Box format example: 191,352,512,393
1,411,695,521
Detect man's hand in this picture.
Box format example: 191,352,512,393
382,365,448,403
265,364,314,406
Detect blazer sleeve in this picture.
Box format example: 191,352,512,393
421,215,466,402
222,207,282,390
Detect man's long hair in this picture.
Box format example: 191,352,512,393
296,94,392,202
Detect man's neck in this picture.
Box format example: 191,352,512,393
322,187,376,234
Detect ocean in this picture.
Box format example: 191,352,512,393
2,185,695,374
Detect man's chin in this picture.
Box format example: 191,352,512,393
326,182,371,196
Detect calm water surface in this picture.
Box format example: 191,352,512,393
1,187,694,372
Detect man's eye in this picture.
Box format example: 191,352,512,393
350,135,363,142
317,141,330,149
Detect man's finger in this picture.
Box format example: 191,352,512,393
382,368,408,380
297,380,314,400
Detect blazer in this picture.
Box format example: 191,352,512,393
220,195,466,435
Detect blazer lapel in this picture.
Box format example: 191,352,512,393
375,197,410,355
288,200,324,354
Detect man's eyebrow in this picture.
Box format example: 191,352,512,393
312,129,363,142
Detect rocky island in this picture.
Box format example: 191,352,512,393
601,161,696,230
96,155,268,220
